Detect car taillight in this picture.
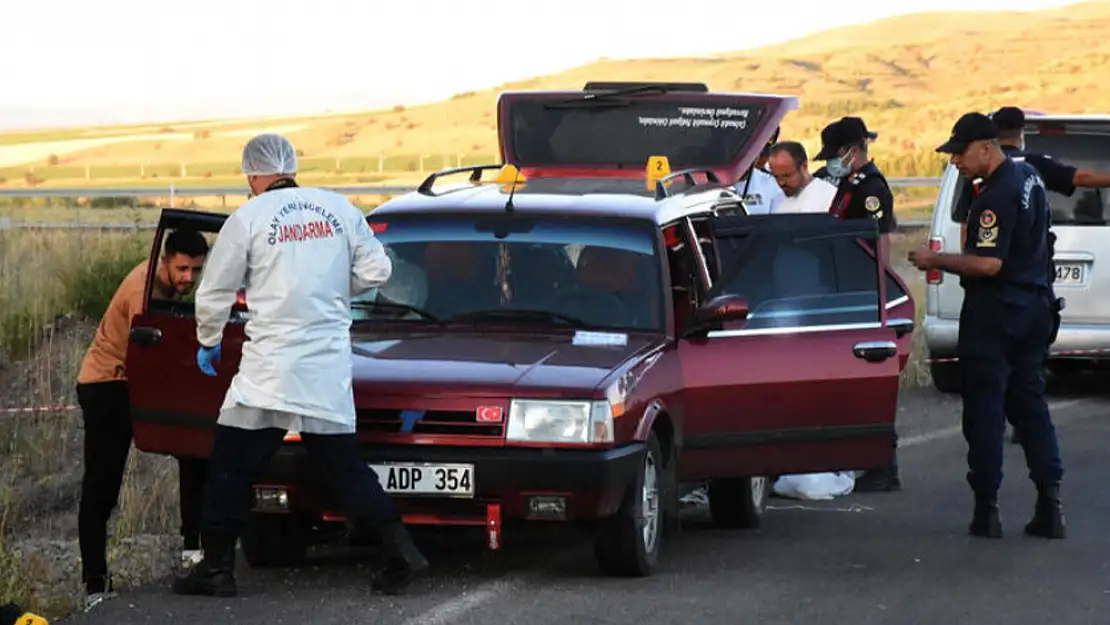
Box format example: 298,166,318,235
926,237,943,284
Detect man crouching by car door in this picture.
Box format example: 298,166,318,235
173,133,429,598
76,228,210,612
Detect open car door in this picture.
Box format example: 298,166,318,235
677,213,909,480
126,208,242,458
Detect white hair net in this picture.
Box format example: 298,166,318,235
241,133,298,175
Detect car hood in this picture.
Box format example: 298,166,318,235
350,331,660,397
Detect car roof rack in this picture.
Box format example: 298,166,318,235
654,167,724,201
582,81,709,93
417,164,508,195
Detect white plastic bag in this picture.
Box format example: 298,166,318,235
772,472,856,501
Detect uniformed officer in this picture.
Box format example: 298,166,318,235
814,115,900,492
815,117,897,265
960,107,1110,445
908,112,1065,540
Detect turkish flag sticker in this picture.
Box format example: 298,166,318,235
476,406,503,422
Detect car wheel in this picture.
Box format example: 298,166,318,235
707,476,769,529
593,432,665,577
930,360,962,394
240,512,309,568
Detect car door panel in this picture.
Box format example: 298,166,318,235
677,213,902,481
126,208,239,459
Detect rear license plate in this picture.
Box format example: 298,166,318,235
369,462,474,497
1055,263,1086,285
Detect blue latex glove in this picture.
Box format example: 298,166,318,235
197,344,221,376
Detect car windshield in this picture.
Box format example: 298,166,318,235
352,214,665,332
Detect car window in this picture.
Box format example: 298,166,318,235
1025,131,1110,226
709,222,881,331
356,214,665,332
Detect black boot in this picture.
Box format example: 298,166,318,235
172,530,238,597
371,522,429,595
969,492,1002,538
1024,482,1066,539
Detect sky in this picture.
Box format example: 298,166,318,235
0,0,1083,130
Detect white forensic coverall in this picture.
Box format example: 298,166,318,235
195,186,392,435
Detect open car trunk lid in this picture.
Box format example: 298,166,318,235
496,85,798,184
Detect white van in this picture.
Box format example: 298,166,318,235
923,114,1110,393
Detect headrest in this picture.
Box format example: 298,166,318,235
576,246,643,292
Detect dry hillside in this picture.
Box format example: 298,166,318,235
1,1,1109,181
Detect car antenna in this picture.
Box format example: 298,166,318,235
504,169,520,213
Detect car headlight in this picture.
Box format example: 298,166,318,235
506,399,614,444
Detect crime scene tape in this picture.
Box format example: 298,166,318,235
925,347,1110,365
0,602,49,625
0,404,79,415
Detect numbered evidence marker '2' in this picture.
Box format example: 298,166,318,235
0,603,48,625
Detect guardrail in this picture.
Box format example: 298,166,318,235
0,177,940,231
0,177,942,199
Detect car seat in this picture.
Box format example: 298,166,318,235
571,246,661,329
421,242,500,318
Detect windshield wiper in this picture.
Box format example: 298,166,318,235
351,300,443,323
544,85,672,109
449,308,591,328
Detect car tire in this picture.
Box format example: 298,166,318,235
240,512,309,568
707,476,769,529
593,432,665,577
930,360,962,394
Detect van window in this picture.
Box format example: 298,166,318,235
1025,132,1110,226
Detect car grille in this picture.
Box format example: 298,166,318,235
357,409,504,437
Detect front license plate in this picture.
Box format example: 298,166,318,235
1055,263,1085,285
370,462,474,497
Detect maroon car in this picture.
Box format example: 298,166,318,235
126,82,916,577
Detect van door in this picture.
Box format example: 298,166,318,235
126,208,242,458
676,213,905,479
1024,119,1110,346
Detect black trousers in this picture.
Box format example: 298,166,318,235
201,424,400,538
77,381,209,587
958,290,1063,494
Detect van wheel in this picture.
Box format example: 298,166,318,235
707,476,769,529
240,512,309,568
930,360,962,394
593,433,665,577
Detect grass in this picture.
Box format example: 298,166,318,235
2,2,1109,188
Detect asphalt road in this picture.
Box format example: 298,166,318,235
63,381,1110,625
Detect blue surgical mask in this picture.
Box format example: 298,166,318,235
825,153,852,179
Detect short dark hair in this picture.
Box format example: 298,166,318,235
164,229,209,258
768,141,808,168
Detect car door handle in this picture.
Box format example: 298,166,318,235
853,340,897,363
130,326,162,346
888,317,915,339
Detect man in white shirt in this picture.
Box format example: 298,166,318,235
766,141,838,214
735,127,785,214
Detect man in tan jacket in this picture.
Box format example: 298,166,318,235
76,229,210,611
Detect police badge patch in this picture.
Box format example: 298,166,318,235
864,196,881,213
979,209,997,228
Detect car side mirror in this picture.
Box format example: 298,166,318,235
694,294,750,325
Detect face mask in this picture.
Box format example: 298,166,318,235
825,152,853,179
